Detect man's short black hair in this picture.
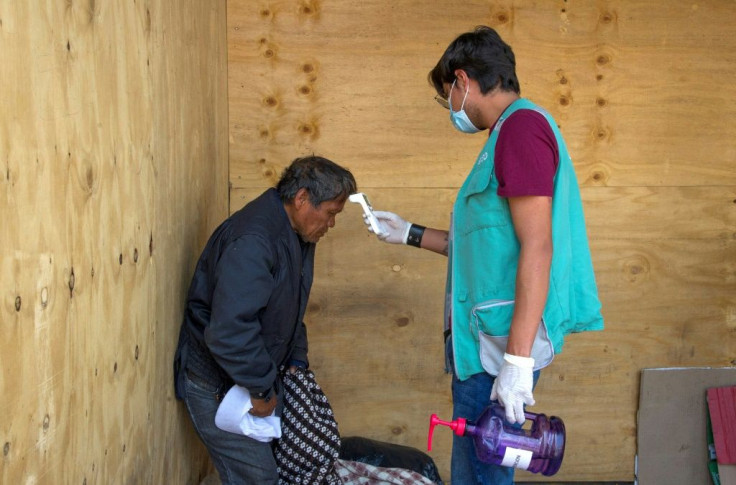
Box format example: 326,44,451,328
429,26,520,97
276,155,357,206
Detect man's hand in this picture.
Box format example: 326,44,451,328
490,353,535,424
250,395,277,417
366,211,411,244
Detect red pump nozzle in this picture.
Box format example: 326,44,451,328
427,414,467,451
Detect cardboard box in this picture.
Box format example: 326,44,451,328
637,367,736,485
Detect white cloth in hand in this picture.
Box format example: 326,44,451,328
370,211,411,244
214,385,282,442
490,353,536,424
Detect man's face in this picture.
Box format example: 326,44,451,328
292,189,346,243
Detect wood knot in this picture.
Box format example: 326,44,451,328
586,164,610,185
594,125,611,142
623,255,650,283
591,171,605,182
556,69,570,87
114,362,118,373
69,268,75,292
298,85,312,96
596,97,608,108
599,11,616,24
3,442,9,457
119,254,123,265
395,316,410,327
596,54,611,66
133,248,139,263
149,233,154,256
86,167,94,189
391,426,405,435
559,95,571,106
15,296,21,312
297,121,319,140
298,1,316,16
135,345,139,360
301,63,314,74
43,414,50,432
41,287,48,308
596,74,604,81
495,12,509,23
298,0,321,17
259,8,272,19
263,49,275,59
263,96,279,108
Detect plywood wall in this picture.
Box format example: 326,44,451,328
228,0,736,482
0,1,228,483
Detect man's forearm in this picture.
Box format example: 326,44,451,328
506,244,552,357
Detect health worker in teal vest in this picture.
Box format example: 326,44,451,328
365,26,603,485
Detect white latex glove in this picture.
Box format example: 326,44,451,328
490,353,536,424
366,210,411,244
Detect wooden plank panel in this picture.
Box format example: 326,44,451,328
228,0,736,192
0,1,228,483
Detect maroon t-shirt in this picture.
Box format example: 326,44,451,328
493,110,558,198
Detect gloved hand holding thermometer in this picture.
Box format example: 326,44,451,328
357,205,428,248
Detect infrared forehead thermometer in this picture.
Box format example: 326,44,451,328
348,192,389,238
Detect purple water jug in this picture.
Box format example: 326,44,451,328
427,404,565,476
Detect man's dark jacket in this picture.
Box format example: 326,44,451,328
174,188,314,400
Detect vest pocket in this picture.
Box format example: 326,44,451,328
471,299,555,375
463,161,493,197
455,163,512,234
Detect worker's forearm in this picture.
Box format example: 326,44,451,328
506,244,552,357
419,227,449,256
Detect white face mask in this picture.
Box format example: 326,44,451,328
449,80,481,134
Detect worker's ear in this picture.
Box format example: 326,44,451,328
454,69,469,90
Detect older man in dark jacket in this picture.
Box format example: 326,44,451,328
173,155,356,485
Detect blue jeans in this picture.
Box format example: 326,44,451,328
446,338,540,485
182,373,278,485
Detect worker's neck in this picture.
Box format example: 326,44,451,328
478,90,520,130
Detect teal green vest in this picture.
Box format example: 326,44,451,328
448,98,604,381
